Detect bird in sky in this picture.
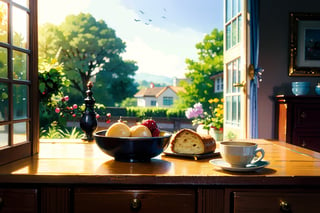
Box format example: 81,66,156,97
134,8,167,25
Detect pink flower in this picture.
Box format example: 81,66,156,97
107,113,111,118
62,96,69,102
185,102,204,119
96,114,100,119
73,104,78,109
55,108,60,113
72,114,76,117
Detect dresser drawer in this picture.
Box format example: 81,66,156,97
233,191,320,213
0,188,38,213
293,104,320,128
292,131,320,152
74,188,196,213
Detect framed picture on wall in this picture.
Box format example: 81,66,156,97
289,12,320,76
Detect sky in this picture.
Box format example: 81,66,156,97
38,0,223,78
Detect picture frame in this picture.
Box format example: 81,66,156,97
289,12,320,76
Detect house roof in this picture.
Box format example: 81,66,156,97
134,86,185,98
210,71,223,79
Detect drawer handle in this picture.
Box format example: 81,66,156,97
280,200,291,212
130,198,141,211
300,111,306,119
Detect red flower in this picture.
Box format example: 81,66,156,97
96,114,100,119
73,104,78,109
55,108,60,113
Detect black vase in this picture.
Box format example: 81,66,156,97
80,81,97,141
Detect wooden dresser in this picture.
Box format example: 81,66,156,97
275,95,320,152
0,140,320,213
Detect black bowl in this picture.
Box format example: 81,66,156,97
94,130,172,162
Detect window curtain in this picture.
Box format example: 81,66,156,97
249,0,263,138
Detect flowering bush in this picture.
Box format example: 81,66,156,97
54,95,83,120
54,95,104,121
185,98,224,131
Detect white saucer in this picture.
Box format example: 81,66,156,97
209,159,269,172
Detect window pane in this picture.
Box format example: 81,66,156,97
232,96,237,122
13,0,29,8
238,15,242,44
12,6,28,49
232,20,237,47
226,0,232,22
0,82,8,121
13,84,28,119
226,96,231,123
163,97,173,106
238,0,242,13
0,2,8,43
237,95,241,123
226,24,231,50
232,61,237,93
227,63,232,93
0,47,8,78
237,58,241,92
0,124,8,147
13,122,27,144
232,0,237,17
13,50,27,80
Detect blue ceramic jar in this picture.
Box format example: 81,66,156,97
291,82,310,96
315,83,320,95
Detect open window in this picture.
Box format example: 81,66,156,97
0,0,38,165
223,0,249,139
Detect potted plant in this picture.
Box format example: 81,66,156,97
185,98,224,141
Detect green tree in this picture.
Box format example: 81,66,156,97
176,28,223,112
39,13,138,106
120,97,137,107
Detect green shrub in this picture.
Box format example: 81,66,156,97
124,107,186,119
166,108,186,119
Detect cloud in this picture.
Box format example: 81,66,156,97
121,26,203,78
122,37,188,78
38,0,91,25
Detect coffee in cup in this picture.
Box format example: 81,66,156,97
220,141,265,167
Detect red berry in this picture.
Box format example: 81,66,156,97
141,119,158,132
152,128,160,137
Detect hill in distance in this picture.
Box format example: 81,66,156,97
134,72,173,86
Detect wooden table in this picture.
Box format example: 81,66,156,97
0,139,320,212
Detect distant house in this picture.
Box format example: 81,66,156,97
210,72,223,93
134,85,185,107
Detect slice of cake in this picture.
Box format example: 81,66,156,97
170,129,216,154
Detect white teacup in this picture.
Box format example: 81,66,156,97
220,141,265,167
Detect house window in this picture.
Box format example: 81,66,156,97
163,96,173,106
150,100,156,106
215,76,223,93
0,0,38,165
